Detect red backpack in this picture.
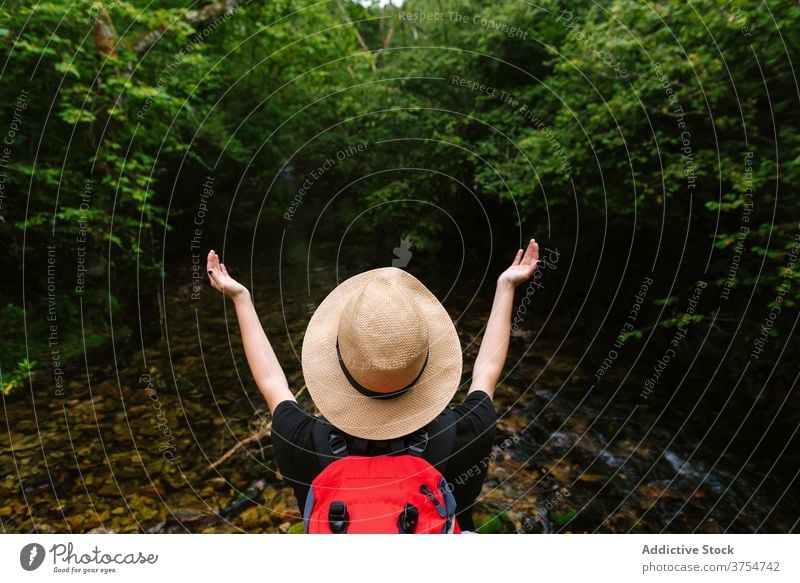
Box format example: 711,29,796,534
303,410,460,534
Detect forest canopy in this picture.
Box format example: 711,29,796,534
1,0,798,404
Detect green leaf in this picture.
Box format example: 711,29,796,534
55,60,80,78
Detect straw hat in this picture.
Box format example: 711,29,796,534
301,267,462,440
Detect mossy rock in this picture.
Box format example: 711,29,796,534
473,510,515,534
287,521,305,534
550,507,578,527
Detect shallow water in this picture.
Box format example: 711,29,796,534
1,246,795,533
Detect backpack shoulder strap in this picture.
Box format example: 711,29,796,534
312,417,349,471
312,408,459,472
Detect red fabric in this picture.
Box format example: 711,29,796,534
306,455,461,534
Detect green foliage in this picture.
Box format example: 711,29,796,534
1,0,798,392
2,359,37,395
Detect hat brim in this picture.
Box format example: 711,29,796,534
301,267,462,440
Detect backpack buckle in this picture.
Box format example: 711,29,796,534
328,501,349,533
328,432,348,456
408,430,429,454
397,503,419,534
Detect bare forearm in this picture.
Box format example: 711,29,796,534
232,292,294,413
469,279,516,398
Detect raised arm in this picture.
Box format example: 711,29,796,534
206,250,295,414
469,239,540,399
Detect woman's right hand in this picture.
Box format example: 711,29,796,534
497,238,539,288
206,249,248,299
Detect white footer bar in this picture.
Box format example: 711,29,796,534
1,534,796,582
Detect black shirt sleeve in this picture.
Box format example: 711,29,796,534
444,390,497,531
270,390,496,531
270,399,320,512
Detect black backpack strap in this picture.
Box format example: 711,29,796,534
349,437,371,455
388,437,408,455
312,418,349,470
312,408,459,471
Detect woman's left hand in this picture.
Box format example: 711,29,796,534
206,250,248,299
